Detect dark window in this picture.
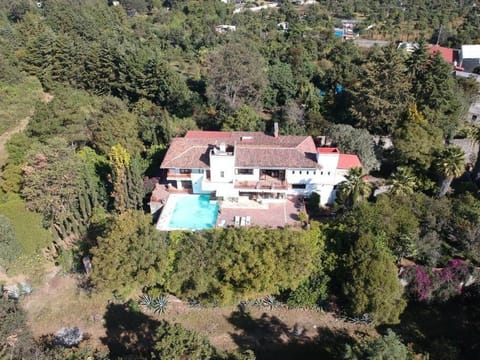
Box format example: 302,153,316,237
236,168,254,175
180,169,191,174
292,184,307,189
220,171,225,178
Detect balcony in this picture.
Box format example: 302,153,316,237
166,171,192,179
234,179,289,191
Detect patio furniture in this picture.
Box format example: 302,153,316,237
240,216,246,227
218,219,226,228
246,216,251,226
234,216,240,227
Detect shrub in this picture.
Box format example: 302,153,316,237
54,327,83,347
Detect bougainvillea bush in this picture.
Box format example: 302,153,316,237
402,260,477,302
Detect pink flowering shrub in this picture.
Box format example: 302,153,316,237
403,260,473,302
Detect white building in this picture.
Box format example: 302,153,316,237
160,130,362,205
459,45,480,73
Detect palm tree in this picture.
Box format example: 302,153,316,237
434,146,465,197
337,167,371,208
387,167,417,197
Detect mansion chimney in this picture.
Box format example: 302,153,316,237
274,122,279,138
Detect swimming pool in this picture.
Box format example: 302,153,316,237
160,194,219,230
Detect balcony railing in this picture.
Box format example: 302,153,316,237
234,180,289,190
166,171,192,179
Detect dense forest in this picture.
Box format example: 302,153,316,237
1,0,480,359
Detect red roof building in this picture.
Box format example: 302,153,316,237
160,131,363,205
427,45,462,70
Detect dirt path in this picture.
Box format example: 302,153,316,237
0,91,52,167
0,116,30,166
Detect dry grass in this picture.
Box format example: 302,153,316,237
22,271,111,351
21,273,377,355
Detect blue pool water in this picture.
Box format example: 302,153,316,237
168,195,218,230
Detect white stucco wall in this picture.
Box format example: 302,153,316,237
317,153,339,170
210,153,235,183
285,169,318,184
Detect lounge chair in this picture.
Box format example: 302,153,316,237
218,219,226,228
234,216,240,227
246,216,251,226
240,216,246,227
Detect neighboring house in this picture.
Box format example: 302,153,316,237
459,45,480,73
427,45,461,69
215,25,236,34
160,128,362,205
397,42,419,53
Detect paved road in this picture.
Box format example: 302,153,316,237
354,39,391,48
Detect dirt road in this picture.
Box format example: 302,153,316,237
0,116,30,167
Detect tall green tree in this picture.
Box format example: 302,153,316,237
393,104,443,171
90,210,169,294
222,105,262,132
206,42,267,111
349,46,411,135
342,233,406,325
325,124,379,172
21,139,106,242
412,51,462,138
90,97,143,156
168,226,324,303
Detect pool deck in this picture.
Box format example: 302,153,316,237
216,196,301,229
152,182,303,230
156,193,181,231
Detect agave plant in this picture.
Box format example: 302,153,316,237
263,295,280,310
152,296,169,314
139,294,154,308
248,299,262,308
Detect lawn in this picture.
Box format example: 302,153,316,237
0,193,53,256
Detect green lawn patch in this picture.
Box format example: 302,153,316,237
0,193,53,255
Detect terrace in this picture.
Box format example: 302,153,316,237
216,195,303,229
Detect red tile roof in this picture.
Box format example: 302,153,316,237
337,154,362,169
427,45,458,65
161,131,364,170
185,130,232,139
160,131,319,169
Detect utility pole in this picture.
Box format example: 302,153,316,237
436,25,443,46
